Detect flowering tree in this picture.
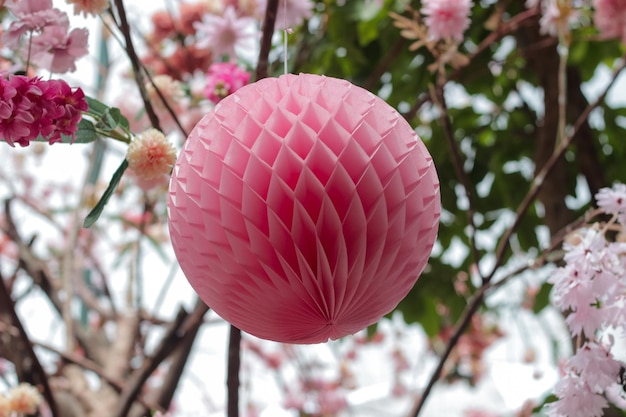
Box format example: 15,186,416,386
1,0,626,416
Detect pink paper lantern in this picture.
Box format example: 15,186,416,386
168,74,440,344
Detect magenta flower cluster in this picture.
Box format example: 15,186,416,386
203,62,251,104
0,75,88,147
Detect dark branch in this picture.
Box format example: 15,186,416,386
255,0,280,80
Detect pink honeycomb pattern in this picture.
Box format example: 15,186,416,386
168,74,440,344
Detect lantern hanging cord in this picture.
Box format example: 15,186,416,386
283,0,290,75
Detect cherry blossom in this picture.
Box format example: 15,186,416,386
2,0,89,73
547,372,609,417
255,0,314,28
194,6,257,59
536,0,582,37
593,0,626,43
420,0,473,42
31,26,89,73
595,183,626,215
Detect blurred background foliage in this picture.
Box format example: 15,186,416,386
279,0,626,342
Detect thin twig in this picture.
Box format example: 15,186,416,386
489,52,626,277
34,341,162,412
402,7,539,121
110,0,162,132
111,302,209,417
430,84,482,278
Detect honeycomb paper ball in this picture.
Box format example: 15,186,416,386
168,73,440,344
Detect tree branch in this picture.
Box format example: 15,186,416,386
255,0,279,80
0,272,59,416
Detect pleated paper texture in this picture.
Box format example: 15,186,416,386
168,73,440,344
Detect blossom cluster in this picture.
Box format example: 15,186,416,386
204,62,251,104
420,0,473,42
0,383,42,417
0,75,88,146
2,0,89,73
546,183,626,417
527,0,626,42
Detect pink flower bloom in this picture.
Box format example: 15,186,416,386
593,0,626,43
5,0,53,16
595,183,626,215
255,0,314,28
567,342,621,393
546,373,608,417
194,6,257,58
538,0,581,37
204,62,250,104
31,26,89,73
126,129,177,180
420,0,473,42
2,5,69,48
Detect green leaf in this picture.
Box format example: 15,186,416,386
83,159,129,228
85,96,109,117
532,282,553,314
34,119,99,144
72,119,99,143
96,106,129,132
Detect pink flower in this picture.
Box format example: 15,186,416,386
0,76,87,146
31,26,89,73
421,0,473,42
537,0,582,37
255,0,314,28
2,0,88,73
567,342,621,393
2,5,69,48
194,6,257,58
5,0,53,16
126,129,177,180
204,62,250,104
595,183,626,215
593,0,626,43
546,373,608,417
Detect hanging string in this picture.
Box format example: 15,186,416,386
283,0,290,74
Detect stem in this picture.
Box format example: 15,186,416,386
556,28,569,147
227,326,242,417
410,288,487,417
